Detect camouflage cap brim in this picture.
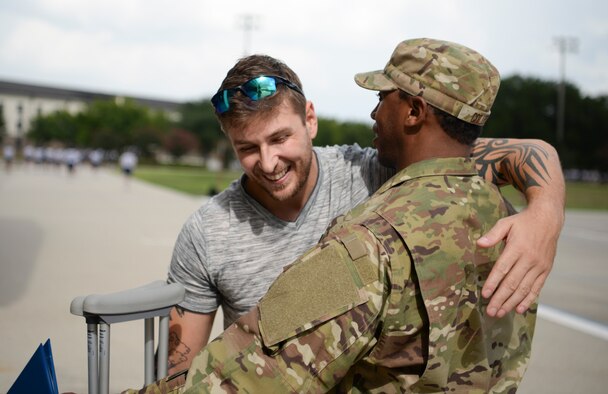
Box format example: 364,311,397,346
354,70,398,91
353,38,500,126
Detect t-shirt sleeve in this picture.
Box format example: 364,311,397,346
167,212,221,313
358,146,395,192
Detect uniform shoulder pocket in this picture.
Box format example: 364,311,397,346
259,243,369,347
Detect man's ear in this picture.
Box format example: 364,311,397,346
405,96,428,127
305,101,318,139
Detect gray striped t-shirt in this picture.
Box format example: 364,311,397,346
167,144,393,328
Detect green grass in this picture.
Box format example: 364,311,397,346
499,182,608,210
134,165,608,210
134,165,242,196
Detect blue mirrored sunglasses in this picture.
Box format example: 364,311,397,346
211,75,305,114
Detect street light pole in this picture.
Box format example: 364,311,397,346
238,14,260,56
553,36,578,145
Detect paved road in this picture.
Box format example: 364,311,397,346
538,210,608,325
0,164,606,393
519,208,608,393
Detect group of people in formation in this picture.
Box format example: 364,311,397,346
2,142,138,176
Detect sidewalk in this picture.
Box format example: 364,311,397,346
1,163,607,393
0,164,223,392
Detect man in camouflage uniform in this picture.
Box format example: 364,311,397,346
133,38,536,393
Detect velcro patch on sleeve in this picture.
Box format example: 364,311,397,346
339,233,378,286
341,233,367,260
259,245,368,347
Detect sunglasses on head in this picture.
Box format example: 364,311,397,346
211,75,305,114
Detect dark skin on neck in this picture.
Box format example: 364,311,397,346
396,95,470,171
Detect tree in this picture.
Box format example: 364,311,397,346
484,75,608,171
163,128,200,159
27,98,170,158
29,110,80,144
484,75,557,142
179,100,226,155
0,107,6,142
315,118,372,148
568,94,608,171
83,99,168,156
25,77,608,171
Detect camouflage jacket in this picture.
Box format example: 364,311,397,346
137,157,537,394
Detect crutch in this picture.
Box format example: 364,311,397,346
70,281,185,394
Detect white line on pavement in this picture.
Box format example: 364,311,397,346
538,304,608,341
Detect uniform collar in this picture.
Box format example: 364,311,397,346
376,157,477,195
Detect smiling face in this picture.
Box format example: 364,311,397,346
226,99,318,209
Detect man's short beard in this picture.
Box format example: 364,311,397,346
266,156,313,202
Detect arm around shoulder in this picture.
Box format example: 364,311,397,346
472,138,565,317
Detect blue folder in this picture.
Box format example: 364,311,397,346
8,338,59,394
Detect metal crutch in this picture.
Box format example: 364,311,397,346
70,281,185,394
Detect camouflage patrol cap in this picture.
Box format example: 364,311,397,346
355,38,500,126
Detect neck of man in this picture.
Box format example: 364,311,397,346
398,125,472,171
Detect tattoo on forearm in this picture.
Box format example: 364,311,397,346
175,305,186,318
168,331,191,370
472,139,551,192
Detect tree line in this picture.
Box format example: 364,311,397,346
484,75,608,172
23,75,608,171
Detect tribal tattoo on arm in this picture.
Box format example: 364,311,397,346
472,138,564,318
472,138,552,193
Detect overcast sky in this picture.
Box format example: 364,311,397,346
1,0,606,123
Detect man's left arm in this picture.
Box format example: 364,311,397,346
181,231,386,393
471,138,565,317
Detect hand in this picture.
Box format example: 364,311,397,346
477,206,563,317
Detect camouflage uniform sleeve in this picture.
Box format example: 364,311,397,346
182,225,390,393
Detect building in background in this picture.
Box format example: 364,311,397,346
0,79,182,145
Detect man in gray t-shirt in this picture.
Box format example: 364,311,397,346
169,144,390,327
165,54,565,375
